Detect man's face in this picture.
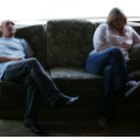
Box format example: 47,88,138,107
0,20,16,37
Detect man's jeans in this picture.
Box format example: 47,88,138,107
86,47,128,119
1,57,60,123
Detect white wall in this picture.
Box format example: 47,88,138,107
0,0,139,22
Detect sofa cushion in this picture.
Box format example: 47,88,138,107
128,44,140,72
0,80,25,109
50,67,103,89
51,67,101,79
46,20,95,68
16,25,47,67
128,70,140,81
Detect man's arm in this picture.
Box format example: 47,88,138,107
0,56,23,62
20,39,34,58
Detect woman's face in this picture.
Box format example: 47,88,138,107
112,14,125,31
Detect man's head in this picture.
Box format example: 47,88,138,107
0,20,16,38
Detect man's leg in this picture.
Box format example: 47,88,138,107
24,74,40,123
2,58,79,106
24,74,42,134
2,58,79,133
18,58,79,108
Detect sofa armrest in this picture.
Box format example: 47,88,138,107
130,43,140,56
128,43,140,72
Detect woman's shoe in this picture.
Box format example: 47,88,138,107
125,80,140,97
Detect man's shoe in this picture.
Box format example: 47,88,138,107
25,122,42,134
125,80,140,97
54,93,79,109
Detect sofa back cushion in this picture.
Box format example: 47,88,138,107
128,44,140,72
16,25,47,66
46,20,95,68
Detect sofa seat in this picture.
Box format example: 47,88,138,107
51,67,103,89
0,81,24,100
50,67,103,114
128,70,140,81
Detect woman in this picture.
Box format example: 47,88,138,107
85,7,140,127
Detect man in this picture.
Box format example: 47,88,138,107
0,20,79,134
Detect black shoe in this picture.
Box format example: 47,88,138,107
25,122,42,134
125,80,140,97
97,116,110,128
54,93,79,109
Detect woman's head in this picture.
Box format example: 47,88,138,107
107,7,127,31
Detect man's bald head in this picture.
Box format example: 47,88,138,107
0,20,16,37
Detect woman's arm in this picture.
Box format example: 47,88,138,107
93,23,107,51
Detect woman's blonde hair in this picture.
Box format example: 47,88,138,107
107,7,127,26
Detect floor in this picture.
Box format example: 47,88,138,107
0,112,140,137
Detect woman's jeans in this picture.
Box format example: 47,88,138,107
1,57,60,123
85,47,128,119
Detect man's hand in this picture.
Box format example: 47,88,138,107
10,57,23,61
0,56,23,62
